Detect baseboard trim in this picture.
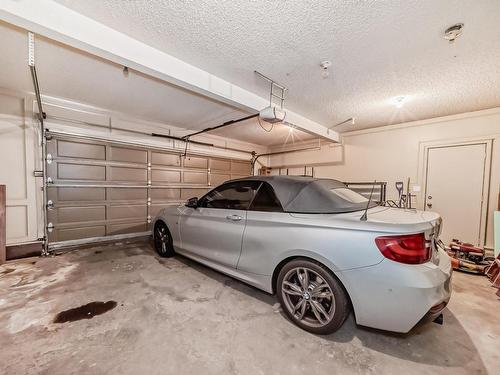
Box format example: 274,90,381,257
6,241,43,260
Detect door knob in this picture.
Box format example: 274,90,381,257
226,215,242,221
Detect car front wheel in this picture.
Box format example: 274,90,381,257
277,259,350,334
153,221,175,258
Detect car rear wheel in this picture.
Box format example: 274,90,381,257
277,259,350,334
153,221,175,258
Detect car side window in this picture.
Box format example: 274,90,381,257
249,182,284,212
199,181,259,210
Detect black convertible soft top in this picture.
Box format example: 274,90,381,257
231,176,373,214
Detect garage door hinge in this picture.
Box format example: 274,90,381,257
47,222,54,232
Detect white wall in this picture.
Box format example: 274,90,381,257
269,108,500,249
0,89,266,246
0,91,38,245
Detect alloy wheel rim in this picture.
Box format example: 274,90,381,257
281,267,335,328
154,224,169,254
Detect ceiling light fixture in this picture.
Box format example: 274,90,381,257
392,96,406,108
444,23,464,43
320,60,332,79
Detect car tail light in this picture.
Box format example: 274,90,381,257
375,233,431,265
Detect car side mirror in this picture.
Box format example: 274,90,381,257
185,197,198,209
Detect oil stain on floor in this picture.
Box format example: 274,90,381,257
53,301,118,323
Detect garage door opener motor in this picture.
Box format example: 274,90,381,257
255,71,287,124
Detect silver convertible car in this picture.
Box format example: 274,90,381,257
153,176,452,334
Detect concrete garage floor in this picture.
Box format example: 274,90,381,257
0,240,498,375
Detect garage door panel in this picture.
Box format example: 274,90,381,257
108,188,147,201
184,171,208,184
51,205,106,224
48,187,106,202
56,140,106,160
46,134,249,246
109,146,147,163
210,158,230,171
151,170,181,183
210,173,230,186
150,188,180,200
109,166,147,182
108,222,147,235
57,163,106,180
109,205,147,220
231,160,251,174
55,225,106,242
151,152,180,166
183,156,208,169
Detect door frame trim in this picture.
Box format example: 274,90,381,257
418,137,492,246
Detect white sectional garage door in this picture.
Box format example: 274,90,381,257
45,132,251,246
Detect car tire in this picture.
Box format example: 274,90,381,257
277,259,350,335
153,221,175,258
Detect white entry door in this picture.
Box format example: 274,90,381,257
425,143,487,246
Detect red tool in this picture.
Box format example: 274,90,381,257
485,254,500,297
447,239,494,274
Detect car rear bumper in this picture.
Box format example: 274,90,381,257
338,249,452,333
418,299,449,325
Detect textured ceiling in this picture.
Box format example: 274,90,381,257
54,0,500,131
0,21,250,133
0,20,313,146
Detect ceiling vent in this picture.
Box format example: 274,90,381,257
320,60,332,78
444,23,464,42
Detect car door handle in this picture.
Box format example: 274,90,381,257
226,214,242,221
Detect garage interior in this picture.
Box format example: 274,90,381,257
0,1,499,374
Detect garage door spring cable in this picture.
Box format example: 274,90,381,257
28,32,50,256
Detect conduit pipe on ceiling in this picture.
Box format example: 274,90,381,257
254,143,346,172
251,141,323,173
